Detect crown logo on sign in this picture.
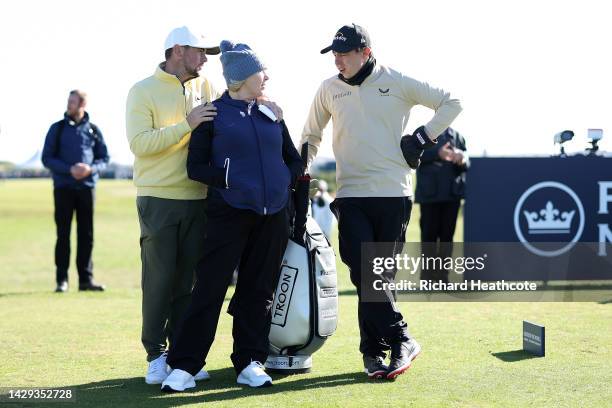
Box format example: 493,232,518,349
523,201,575,234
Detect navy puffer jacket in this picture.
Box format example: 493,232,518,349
187,92,303,215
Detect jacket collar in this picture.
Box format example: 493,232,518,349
64,111,90,126
218,91,256,108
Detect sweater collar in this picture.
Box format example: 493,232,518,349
154,63,191,85
361,63,382,85
337,62,382,87
338,56,376,86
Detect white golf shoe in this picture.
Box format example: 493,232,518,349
236,361,273,388
145,353,169,385
145,352,210,384
161,369,196,392
194,369,211,381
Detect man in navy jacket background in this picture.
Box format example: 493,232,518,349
415,127,468,283
42,89,109,293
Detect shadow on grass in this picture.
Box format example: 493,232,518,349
598,299,612,304
0,291,49,298
66,368,369,407
491,349,542,362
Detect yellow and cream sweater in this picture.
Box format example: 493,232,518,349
300,64,462,198
126,64,222,199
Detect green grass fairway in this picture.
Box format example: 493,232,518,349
0,179,610,407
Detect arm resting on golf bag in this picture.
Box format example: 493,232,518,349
186,121,227,188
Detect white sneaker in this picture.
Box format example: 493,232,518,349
237,361,273,388
161,369,196,392
145,353,169,385
194,369,211,381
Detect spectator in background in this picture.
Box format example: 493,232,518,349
42,89,109,293
310,179,335,239
415,127,469,283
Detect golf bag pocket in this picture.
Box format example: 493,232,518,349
269,241,312,352
314,246,338,337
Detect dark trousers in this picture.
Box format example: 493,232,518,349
419,200,461,282
167,195,289,376
53,187,95,285
330,197,412,358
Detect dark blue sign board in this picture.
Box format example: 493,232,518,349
523,321,545,357
464,157,612,281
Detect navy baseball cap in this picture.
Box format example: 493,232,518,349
320,24,371,54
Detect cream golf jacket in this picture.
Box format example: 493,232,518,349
300,64,462,198
126,64,222,199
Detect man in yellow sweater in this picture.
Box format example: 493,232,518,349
126,26,222,385
301,24,462,380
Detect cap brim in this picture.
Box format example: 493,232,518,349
204,46,220,55
320,45,333,54
165,44,221,55
320,42,357,54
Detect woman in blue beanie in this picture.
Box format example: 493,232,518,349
162,40,303,391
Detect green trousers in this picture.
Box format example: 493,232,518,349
136,196,206,361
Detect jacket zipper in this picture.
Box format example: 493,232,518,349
224,158,230,189
247,101,267,215
179,78,189,117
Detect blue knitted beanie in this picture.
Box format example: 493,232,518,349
219,40,265,85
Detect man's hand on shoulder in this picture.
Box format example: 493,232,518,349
187,103,217,130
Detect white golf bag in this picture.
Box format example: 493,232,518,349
265,143,338,373
265,213,338,372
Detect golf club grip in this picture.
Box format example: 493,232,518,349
293,174,311,243
300,142,309,173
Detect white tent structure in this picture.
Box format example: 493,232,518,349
16,151,43,170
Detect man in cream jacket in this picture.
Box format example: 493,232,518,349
301,24,462,380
